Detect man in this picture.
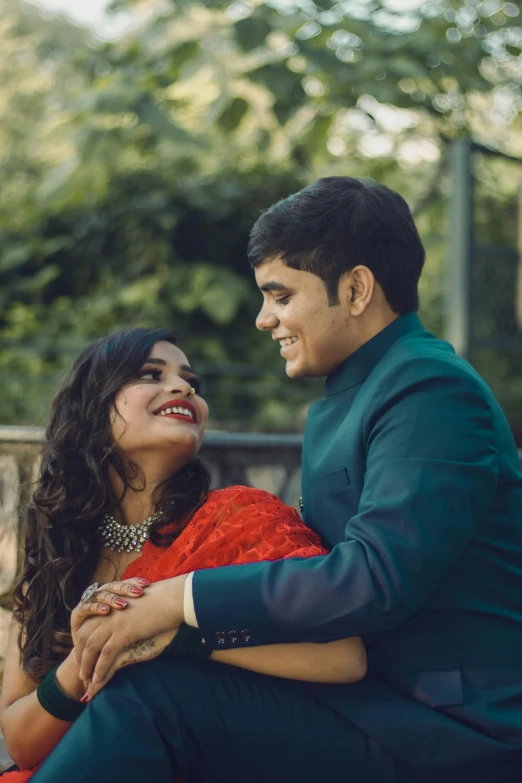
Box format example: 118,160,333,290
32,177,522,782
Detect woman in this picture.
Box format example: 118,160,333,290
0,328,366,780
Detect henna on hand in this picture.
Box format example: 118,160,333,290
84,630,175,700
122,637,157,663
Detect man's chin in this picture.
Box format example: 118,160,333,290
285,361,306,379
285,359,329,379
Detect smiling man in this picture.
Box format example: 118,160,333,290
249,176,421,382
30,177,522,783
254,255,398,378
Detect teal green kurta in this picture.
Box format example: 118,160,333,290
194,312,522,773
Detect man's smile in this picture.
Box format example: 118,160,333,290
278,336,299,355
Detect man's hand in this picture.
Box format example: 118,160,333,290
82,629,177,701
74,574,188,686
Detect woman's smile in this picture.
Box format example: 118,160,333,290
153,398,198,424
111,341,209,461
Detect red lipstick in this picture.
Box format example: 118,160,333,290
153,399,198,423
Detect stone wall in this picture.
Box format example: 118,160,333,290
0,425,303,673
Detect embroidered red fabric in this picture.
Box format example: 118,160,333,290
3,486,327,781
123,485,327,581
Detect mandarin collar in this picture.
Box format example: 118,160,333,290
325,312,426,397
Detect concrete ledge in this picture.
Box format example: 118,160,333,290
0,426,46,443
0,426,303,448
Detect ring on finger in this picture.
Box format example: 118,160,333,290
79,582,100,605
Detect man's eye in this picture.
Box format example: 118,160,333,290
275,295,290,305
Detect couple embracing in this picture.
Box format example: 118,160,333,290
2,176,522,783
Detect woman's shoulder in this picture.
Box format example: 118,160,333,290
207,485,287,508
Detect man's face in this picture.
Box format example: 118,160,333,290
254,256,353,378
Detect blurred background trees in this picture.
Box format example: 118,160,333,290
1,0,521,431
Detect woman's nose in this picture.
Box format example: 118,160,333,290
166,378,194,397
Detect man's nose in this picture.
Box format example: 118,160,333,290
256,303,278,332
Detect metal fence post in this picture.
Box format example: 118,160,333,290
516,178,522,329
445,138,473,358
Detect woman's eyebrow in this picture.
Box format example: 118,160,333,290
144,358,195,374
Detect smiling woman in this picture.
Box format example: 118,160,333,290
108,340,209,499
0,327,366,781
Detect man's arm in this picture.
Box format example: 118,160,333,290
191,360,499,648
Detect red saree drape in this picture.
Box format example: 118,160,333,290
2,486,327,781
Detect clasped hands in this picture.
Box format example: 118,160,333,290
70,574,188,701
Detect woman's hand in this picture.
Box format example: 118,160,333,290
70,577,151,646
81,628,177,702
74,575,187,685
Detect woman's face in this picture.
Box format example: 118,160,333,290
111,341,209,466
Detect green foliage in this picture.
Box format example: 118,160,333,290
1,0,521,429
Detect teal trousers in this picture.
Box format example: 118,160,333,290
30,658,394,782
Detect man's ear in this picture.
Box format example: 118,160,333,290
339,266,375,316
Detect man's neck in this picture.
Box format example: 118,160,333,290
346,310,400,362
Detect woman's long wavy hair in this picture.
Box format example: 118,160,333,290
13,328,211,681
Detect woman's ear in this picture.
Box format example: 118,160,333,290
339,266,375,316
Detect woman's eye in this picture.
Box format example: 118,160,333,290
139,369,161,381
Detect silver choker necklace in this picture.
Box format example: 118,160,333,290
99,511,162,553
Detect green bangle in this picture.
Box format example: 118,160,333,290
162,623,211,661
36,664,86,722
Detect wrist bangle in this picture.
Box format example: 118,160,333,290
37,664,86,722
162,623,211,661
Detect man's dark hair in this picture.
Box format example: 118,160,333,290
248,176,425,313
